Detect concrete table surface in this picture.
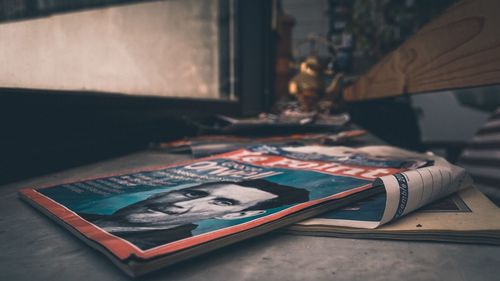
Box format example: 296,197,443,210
1,149,499,281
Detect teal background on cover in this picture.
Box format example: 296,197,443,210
38,158,372,235
318,193,386,222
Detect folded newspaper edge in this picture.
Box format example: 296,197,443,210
294,145,472,229
376,164,472,227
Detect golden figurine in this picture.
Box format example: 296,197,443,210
288,56,324,112
289,56,344,113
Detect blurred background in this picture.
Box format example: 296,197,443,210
280,0,497,146
0,0,499,193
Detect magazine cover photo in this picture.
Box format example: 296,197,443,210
19,144,436,273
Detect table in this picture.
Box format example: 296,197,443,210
2,145,499,281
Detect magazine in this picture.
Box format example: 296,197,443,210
288,186,500,245
19,144,467,277
152,130,366,158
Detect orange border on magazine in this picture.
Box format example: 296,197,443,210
20,184,372,260
19,149,378,260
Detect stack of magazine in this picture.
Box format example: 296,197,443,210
19,144,499,277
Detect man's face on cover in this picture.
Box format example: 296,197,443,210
113,183,277,228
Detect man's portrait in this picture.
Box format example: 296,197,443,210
80,179,309,250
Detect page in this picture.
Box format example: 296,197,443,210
376,187,500,233
376,163,471,226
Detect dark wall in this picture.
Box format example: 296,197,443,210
0,90,237,184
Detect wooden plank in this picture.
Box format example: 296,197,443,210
343,0,500,102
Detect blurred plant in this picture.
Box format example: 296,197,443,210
346,0,457,59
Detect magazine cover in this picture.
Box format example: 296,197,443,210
19,144,434,276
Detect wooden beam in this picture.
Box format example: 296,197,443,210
343,0,500,102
